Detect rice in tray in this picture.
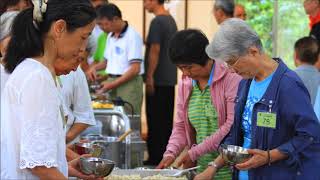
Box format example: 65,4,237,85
105,174,187,180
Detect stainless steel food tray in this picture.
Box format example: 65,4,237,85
110,169,195,180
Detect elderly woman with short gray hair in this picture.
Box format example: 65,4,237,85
195,18,320,180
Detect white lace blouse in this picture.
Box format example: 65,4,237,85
1,58,68,179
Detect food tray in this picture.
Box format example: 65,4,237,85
108,169,194,180
111,169,181,177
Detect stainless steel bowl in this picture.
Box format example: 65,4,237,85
79,157,115,177
80,134,104,141
218,144,252,165
74,142,103,157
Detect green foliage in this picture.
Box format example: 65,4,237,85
236,0,274,56
277,0,309,69
236,0,309,69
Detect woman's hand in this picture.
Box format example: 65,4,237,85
68,154,103,180
156,156,175,169
66,147,80,161
194,166,216,180
176,152,196,169
235,149,268,170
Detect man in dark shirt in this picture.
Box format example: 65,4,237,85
304,0,320,40
144,0,178,165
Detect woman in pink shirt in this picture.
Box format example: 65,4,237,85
157,29,241,174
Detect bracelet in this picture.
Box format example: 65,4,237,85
208,161,220,170
267,150,272,166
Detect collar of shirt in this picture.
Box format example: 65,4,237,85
111,21,129,38
192,63,215,87
296,64,319,73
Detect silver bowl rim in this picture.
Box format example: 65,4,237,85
219,144,250,154
80,157,116,164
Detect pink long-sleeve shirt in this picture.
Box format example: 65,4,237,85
163,62,242,162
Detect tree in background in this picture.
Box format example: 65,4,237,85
236,0,308,69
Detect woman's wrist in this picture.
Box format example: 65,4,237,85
267,150,272,166
208,161,220,170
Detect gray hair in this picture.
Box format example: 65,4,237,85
206,18,263,62
214,0,235,17
0,11,19,42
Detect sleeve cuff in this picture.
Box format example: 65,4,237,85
188,144,199,162
163,152,176,159
129,59,143,63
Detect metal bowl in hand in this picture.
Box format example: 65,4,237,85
74,142,103,157
218,144,252,165
80,157,115,177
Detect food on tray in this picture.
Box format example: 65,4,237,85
143,175,187,180
91,93,108,101
92,101,114,109
105,175,141,180
105,174,187,180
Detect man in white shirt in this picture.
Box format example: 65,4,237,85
59,67,97,143
87,3,144,114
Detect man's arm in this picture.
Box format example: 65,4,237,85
146,43,160,95
66,123,90,143
86,61,107,81
104,62,140,89
89,61,107,72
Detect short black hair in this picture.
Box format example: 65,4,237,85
168,29,210,66
96,3,122,20
294,36,319,65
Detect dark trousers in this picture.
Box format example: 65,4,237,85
146,86,175,165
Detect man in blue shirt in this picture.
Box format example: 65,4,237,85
294,36,320,106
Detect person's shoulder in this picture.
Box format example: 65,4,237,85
154,15,176,24
11,58,46,77
127,25,142,40
282,68,303,84
152,15,167,22
279,68,308,94
7,58,53,90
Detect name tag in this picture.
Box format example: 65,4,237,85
257,112,276,129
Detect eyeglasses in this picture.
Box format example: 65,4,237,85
225,56,241,69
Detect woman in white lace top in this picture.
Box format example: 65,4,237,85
0,0,97,179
